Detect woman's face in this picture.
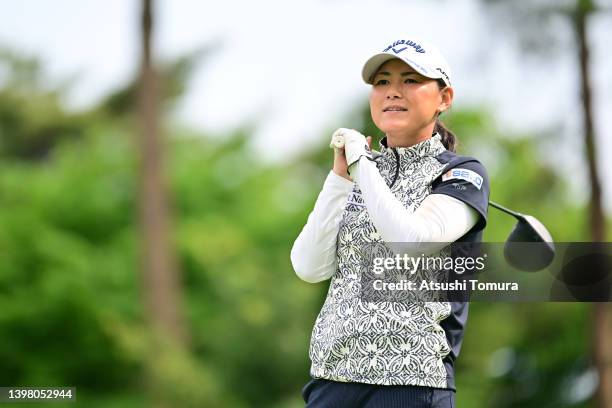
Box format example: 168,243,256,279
369,59,452,144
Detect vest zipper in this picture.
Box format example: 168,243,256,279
390,148,400,187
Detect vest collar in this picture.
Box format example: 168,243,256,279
378,133,446,163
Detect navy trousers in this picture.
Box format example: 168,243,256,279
302,378,455,408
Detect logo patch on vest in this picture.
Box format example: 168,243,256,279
347,191,365,208
442,168,483,190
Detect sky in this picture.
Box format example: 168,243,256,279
1,0,611,210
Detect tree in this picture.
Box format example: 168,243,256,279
137,0,188,404
573,2,612,405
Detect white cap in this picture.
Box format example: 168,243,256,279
362,38,452,87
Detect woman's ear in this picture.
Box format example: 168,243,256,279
439,86,454,113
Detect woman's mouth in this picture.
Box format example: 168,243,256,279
383,106,407,112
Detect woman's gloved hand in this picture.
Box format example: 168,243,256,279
329,128,372,178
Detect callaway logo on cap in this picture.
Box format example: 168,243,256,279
362,37,452,87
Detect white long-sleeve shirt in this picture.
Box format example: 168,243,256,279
291,158,478,283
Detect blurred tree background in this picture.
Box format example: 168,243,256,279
0,1,610,407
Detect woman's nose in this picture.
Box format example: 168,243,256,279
385,84,402,99
386,92,401,99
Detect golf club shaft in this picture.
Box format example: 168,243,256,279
488,201,523,219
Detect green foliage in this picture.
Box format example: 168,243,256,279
0,125,322,407
0,50,89,159
0,131,140,393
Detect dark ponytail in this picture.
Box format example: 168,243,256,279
434,78,458,152
434,118,458,153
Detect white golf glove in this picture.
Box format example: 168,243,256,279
329,128,372,173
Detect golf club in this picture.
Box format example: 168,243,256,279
489,201,555,271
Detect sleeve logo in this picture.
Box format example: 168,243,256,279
442,168,483,190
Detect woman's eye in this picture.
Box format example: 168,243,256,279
373,78,417,85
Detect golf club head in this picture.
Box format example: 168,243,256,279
504,215,555,272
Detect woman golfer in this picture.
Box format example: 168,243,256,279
291,37,490,407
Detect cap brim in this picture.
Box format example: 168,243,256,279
361,52,448,85
362,54,398,84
